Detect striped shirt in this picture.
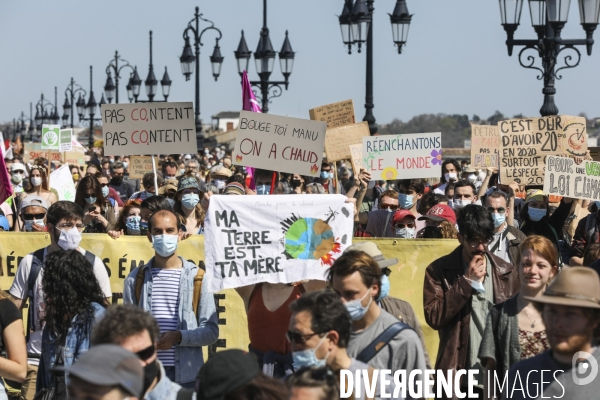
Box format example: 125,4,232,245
151,267,182,367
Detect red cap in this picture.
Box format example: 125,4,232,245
418,204,456,225
393,210,416,224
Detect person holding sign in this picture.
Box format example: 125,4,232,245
18,165,57,206
75,176,117,233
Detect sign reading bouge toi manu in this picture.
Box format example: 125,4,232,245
232,111,327,176
101,102,196,156
471,124,499,168
544,155,600,201
499,115,587,185
362,133,442,180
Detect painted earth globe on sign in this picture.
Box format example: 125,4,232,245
284,217,335,260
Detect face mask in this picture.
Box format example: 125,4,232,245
345,289,372,321
453,199,471,210
12,173,23,183
109,158,115,163
292,335,329,369
528,207,547,222
140,221,149,236
470,280,485,294
444,172,457,182
152,234,178,257
72,173,80,181
123,162,129,169
213,179,226,190
291,179,302,189
398,193,414,210
467,174,477,183
85,196,97,204
179,169,185,175
320,171,333,180
379,274,390,299
396,227,416,239
492,213,506,228
112,176,123,185
101,186,110,198
56,226,82,250
181,193,200,210
31,177,42,187
424,226,443,239
125,216,141,235
257,185,270,195
142,361,159,395
24,219,45,232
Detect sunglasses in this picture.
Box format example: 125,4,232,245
99,183,109,187
380,204,399,211
395,223,415,229
135,344,155,362
164,191,176,199
487,207,506,214
285,330,327,344
84,194,96,198
23,213,45,221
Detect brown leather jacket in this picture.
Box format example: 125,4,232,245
423,245,519,381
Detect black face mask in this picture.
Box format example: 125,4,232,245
111,176,123,185
142,360,159,394
424,226,443,239
291,179,302,188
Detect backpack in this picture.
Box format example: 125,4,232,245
134,260,205,318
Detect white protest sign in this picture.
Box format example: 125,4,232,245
50,164,76,201
362,133,442,180
544,155,600,201
233,111,327,176
100,102,196,156
59,129,73,152
204,194,355,292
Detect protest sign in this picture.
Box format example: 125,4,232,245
50,164,76,201
232,111,327,176
64,151,84,166
204,194,355,292
309,99,355,128
100,102,196,156
41,125,60,150
543,155,600,201
23,143,61,163
349,144,364,175
59,129,73,152
471,124,499,168
129,156,154,179
499,115,587,185
362,133,442,180
324,122,370,162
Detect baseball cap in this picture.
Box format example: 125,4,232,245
196,350,260,400
418,204,456,225
53,344,143,397
184,154,192,160
343,241,398,269
11,163,25,172
526,189,547,203
392,210,416,225
21,195,48,212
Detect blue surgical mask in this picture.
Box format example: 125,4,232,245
24,219,45,232
292,335,329,369
181,193,200,210
528,207,546,222
345,289,373,321
125,216,141,235
152,234,178,257
85,196,97,204
492,213,506,228
320,171,333,180
101,186,110,198
123,162,129,169
257,185,270,195
379,274,390,300
398,193,414,210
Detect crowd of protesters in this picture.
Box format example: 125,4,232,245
1,144,600,400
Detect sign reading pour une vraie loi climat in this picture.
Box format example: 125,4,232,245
101,102,196,156
233,111,327,176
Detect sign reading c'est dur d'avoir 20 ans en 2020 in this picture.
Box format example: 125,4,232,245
100,102,197,156
362,132,442,180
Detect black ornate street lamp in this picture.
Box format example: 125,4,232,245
16,103,35,142
338,0,413,135
135,31,172,103
234,0,296,114
35,88,59,134
79,66,103,148
499,0,600,116
180,6,224,149
104,51,135,104
62,78,87,128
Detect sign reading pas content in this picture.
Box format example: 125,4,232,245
233,111,327,176
362,132,442,180
204,194,355,292
101,102,196,156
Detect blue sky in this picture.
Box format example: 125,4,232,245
1,0,599,128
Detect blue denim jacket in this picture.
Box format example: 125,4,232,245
36,302,105,392
124,256,219,383
146,360,182,400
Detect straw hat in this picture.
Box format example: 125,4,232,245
525,267,600,309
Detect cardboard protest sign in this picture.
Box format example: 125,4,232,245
471,124,499,168
309,99,355,128
64,152,84,166
23,143,61,163
499,115,587,185
349,144,364,175
362,133,442,180
543,155,600,201
324,122,370,162
41,125,60,150
101,102,196,156
204,194,355,292
50,164,76,201
129,156,154,179
232,111,327,176
59,129,73,152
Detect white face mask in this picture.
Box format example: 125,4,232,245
444,172,457,182
396,227,416,239
453,199,472,210
31,177,43,187
55,226,82,250
467,174,477,183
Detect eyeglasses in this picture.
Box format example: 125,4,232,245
164,191,176,199
380,204,399,211
486,207,506,214
466,238,491,248
23,213,45,221
394,223,415,229
285,330,327,344
56,223,86,232
99,183,109,187
12,170,24,174
180,189,200,195
135,344,155,362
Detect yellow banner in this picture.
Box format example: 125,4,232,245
0,233,459,361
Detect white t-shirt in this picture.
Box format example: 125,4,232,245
8,247,112,365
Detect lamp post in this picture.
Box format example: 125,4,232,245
180,6,224,149
62,78,87,128
338,0,412,135
498,0,600,116
134,31,172,103
35,88,59,137
79,66,104,148
16,103,35,142
103,51,135,104
233,0,296,114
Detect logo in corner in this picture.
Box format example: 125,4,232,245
572,351,598,386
